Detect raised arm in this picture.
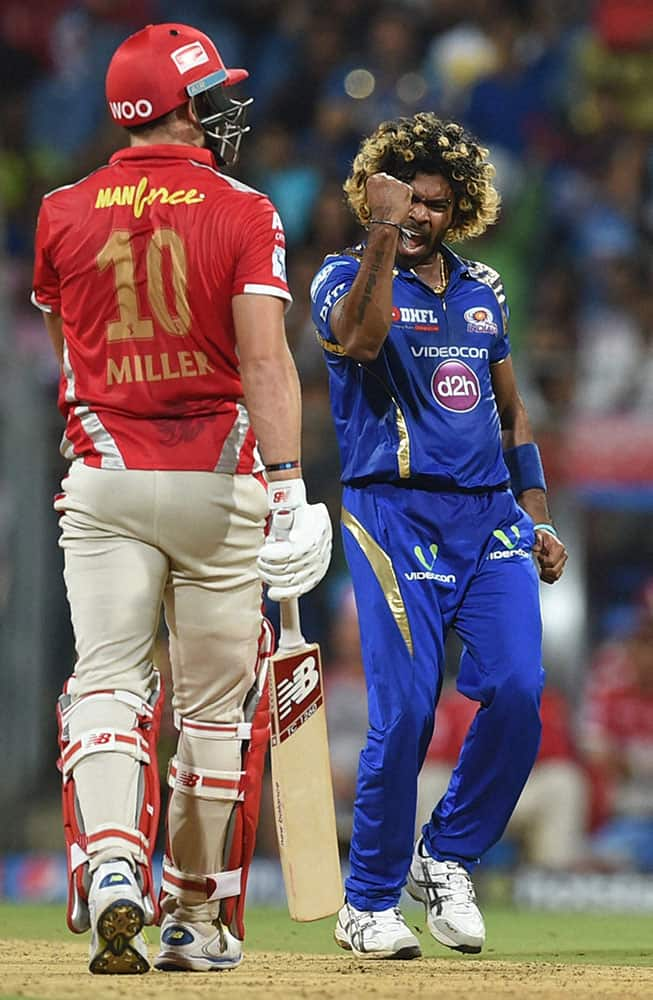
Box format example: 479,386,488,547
331,173,411,361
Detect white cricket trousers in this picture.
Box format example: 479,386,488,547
56,461,268,918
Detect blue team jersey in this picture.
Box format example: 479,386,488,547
311,244,512,489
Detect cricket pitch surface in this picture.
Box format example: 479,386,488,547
3,940,653,1000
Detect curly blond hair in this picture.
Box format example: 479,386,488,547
344,112,500,242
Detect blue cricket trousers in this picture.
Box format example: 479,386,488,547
341,482,544,911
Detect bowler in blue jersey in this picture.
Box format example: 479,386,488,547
311,113,568,960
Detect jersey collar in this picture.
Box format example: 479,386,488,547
109,144,217,168
397,243,469,281
441,244,470,278
394,243,470,292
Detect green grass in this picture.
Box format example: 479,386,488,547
1,903,652,967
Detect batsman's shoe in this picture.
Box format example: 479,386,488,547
154,915,243,972
334,900,421,960
88,859,149,974
407,838,485,953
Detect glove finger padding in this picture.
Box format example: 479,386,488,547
257,502,332,600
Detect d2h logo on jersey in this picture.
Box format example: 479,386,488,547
431,359,480,412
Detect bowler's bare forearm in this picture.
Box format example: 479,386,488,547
332,226,398,361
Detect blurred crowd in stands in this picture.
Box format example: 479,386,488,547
2,0,653,872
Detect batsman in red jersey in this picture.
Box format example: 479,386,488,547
32,22,331,975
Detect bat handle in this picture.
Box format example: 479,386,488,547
279,597,306,651
270,510,306,649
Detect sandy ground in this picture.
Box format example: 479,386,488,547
3,940,653,1000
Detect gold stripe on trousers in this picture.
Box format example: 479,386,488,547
341,506,413,657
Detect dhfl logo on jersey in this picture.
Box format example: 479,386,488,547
392,305,439,331
431,359,480,412
464,306,498,334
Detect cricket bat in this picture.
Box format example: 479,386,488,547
269,597,343,921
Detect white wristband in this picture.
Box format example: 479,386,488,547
267,478,306,511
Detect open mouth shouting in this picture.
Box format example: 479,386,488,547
399,225,431,256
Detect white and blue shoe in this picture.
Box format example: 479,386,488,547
154,915,243,972
407,838,485,953
88,859,149,974
334,900,421,959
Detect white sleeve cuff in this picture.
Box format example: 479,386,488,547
30,290,54,314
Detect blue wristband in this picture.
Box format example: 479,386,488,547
503,443,546,496
265,460,301,472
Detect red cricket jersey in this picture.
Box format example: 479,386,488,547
581,644,653,754
426,687,576,764
32,144,292,471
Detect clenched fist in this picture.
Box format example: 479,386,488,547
533,528,568,585
366,172,412,224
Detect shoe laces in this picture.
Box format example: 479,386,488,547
421,857,477,908
374,906,405,926
350,904,405,931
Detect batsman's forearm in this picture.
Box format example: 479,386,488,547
240,346,302,473
335,226,398,361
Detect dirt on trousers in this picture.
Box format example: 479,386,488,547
3,941,653,1000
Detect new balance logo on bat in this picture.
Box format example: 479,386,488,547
276,656,319,721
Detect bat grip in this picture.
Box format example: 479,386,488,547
279,598,306,651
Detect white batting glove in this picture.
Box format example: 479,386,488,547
256,479,332,602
